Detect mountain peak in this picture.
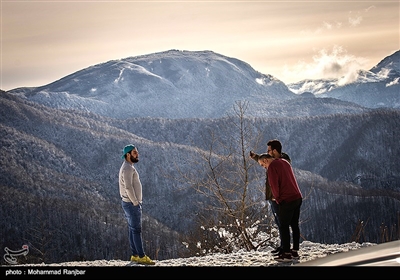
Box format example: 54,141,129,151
370,50,400,77
7,49,400,117
8,50,293,119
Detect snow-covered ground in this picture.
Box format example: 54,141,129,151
5,241,397,280
11,241,376,267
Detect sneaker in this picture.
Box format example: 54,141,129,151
291,250,299,258
274,252,292,262
130,255,139,262
273,250,283,256
137,255,155,265
271,247,282,254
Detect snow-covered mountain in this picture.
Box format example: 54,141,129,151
370,49,400,77
7,49,371,119
7,50,295,119
288,50,400,109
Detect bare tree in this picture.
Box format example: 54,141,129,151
175,101,277,255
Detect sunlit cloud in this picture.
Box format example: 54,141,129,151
302,21,342,35
348,11,362,27
365,5,376,12
323,21,333,30
283,45,369,84
348,6,375,27
302,5,377,35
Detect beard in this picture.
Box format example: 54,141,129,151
131,157,139,163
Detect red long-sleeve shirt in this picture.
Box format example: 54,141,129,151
267,158,302,204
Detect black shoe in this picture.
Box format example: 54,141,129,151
274,252,292,262
291,249,299,258
273,250,283,256
271,247,282,255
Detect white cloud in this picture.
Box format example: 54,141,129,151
283,46,368,84
348,12,362,27
301,21,342,35
348,6,375,27
365,5,376,12
323,21,333,30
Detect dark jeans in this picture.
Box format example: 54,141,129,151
121,200,145,258
278,198,302,253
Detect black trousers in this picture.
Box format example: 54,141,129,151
278,198,302,253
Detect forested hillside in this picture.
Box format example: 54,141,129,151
1,91,399,264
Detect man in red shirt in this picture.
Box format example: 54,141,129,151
258,153,303,262
250,139,292,256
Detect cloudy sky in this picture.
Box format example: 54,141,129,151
1,0,399,91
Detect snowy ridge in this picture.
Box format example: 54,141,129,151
7,50,294,119
9,49,393,119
